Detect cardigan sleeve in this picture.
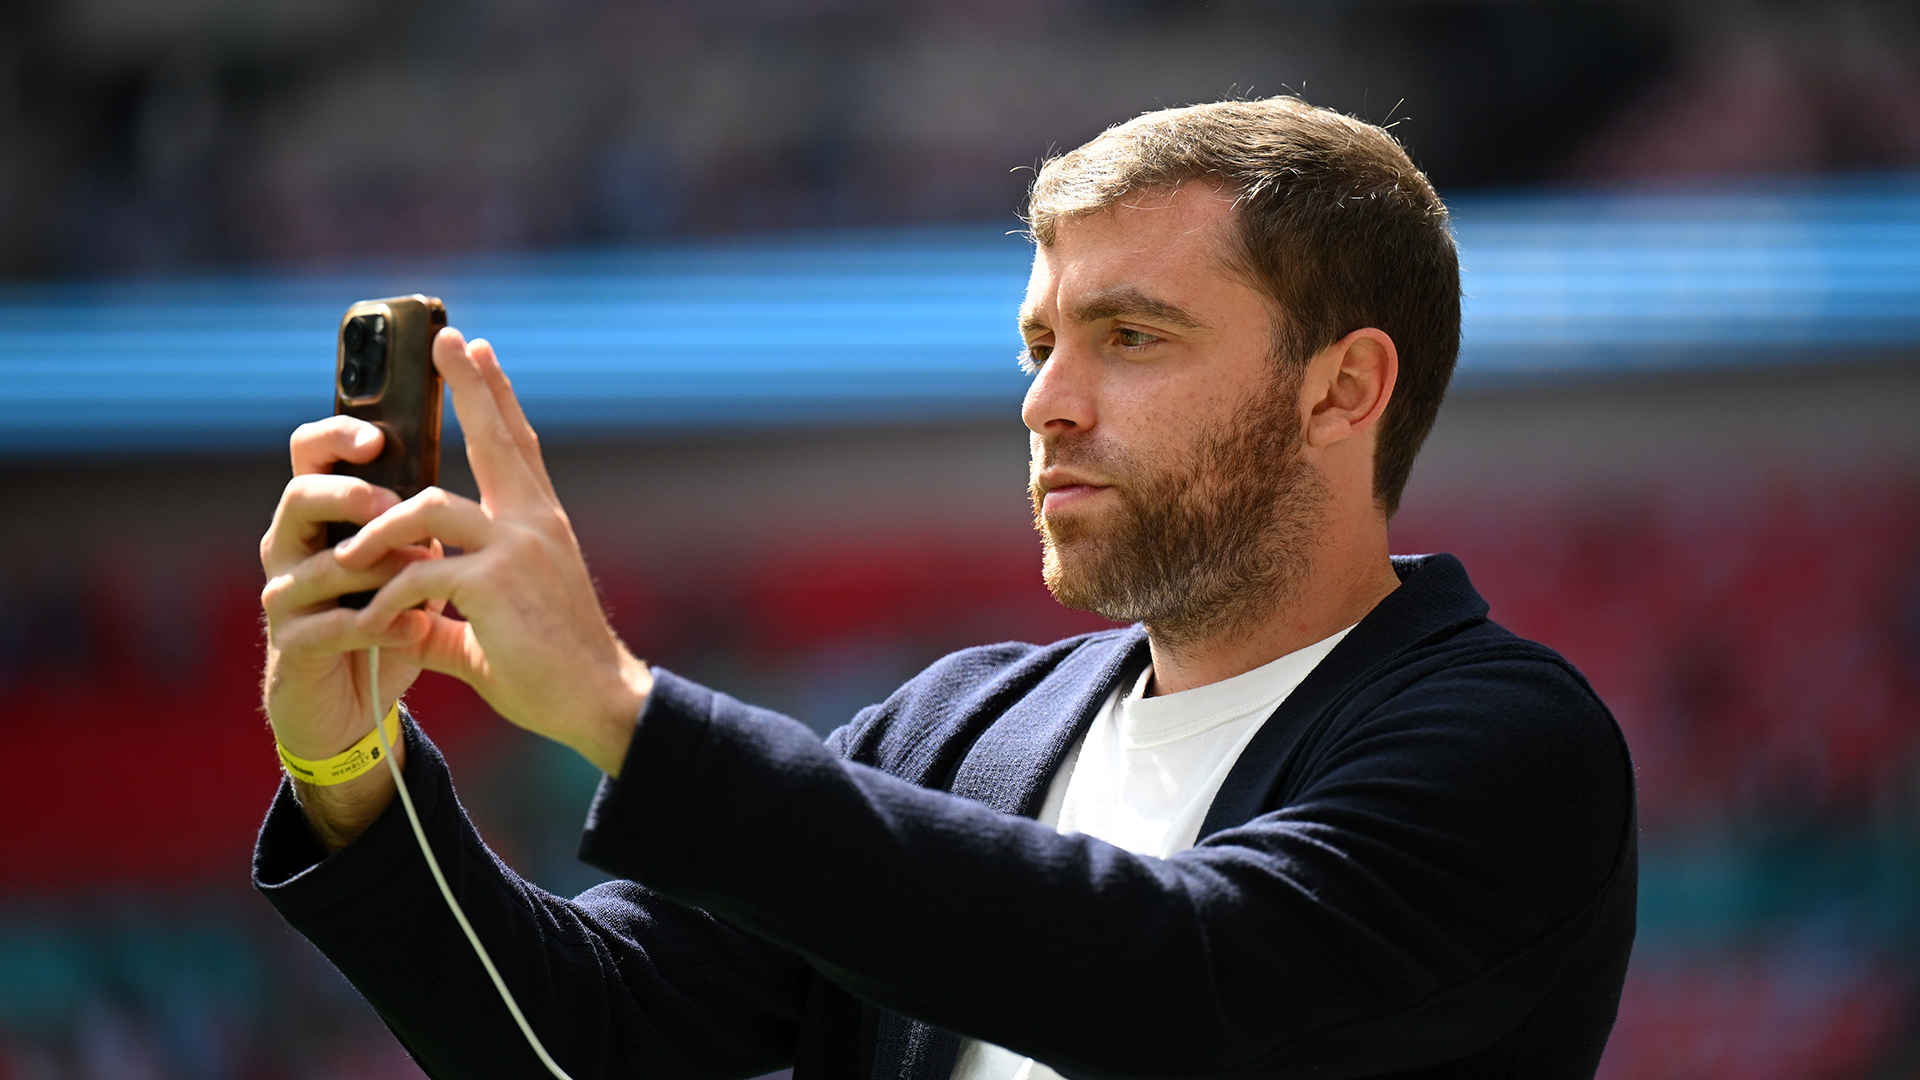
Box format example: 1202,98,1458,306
253,715,810,1080
580,664,1635,1080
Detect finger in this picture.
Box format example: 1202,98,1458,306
434,327,545,511
353,549,474,630
333,486,496,569
467,337,559,505
264,544,439,621
267,603,433,665
353,559,496,689
261,474,400,575
403,608,491,691
425,539,450,618
291,415,384,476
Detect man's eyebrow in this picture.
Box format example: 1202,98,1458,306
1067,288,1211,333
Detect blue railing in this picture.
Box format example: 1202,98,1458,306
3,179,1917,455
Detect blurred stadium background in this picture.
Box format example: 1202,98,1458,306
3,0,1920,1077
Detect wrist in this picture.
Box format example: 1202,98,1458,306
577,650,651,778
289,737,405,854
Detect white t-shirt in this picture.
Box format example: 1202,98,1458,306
951,626,1354,1080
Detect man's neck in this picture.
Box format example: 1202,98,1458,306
1144,543,1401,697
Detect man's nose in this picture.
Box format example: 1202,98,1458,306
1021,343,1097,437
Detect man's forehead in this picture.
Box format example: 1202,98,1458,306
1020,191,1245,328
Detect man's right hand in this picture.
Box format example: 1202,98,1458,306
259,416,445,852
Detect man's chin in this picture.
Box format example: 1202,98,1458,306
1040,541,1132,618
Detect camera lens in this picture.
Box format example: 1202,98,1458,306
345,314,385,358
339,313,388,398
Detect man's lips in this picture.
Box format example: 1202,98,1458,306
1034,463,1121,513
1039,481,1112,513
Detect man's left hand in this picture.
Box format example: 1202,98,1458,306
334,327,652,776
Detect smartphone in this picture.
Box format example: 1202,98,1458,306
326,295,446,609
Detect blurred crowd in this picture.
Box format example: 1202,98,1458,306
1,0,1917,275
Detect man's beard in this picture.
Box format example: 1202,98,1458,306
1031,365,1326,650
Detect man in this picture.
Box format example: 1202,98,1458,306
257,98,1635,1079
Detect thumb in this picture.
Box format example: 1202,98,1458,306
410,612,491,689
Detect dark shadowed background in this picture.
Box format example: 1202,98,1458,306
2,1,1919,1078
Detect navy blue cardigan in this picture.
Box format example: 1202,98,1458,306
255,554,1636,1079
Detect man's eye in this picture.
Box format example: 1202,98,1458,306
1115,328,1157,348
1021,343,1053,372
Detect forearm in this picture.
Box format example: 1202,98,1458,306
257,718,808,1079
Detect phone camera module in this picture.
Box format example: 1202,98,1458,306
339,313,389,398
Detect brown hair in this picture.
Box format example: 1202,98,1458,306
1026,97,1460,518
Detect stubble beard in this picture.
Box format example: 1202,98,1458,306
1032,365,1327,651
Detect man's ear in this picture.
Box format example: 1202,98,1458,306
1302,328,1398,448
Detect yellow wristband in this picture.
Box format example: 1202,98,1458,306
278,702,402,786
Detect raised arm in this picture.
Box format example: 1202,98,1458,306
578,659,1634,1079
257,326,820,1076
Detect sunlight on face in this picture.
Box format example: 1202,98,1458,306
1018,187,1328,645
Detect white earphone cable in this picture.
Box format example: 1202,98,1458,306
367,645,576,1080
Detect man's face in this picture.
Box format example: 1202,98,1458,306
1019,185,1326,645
